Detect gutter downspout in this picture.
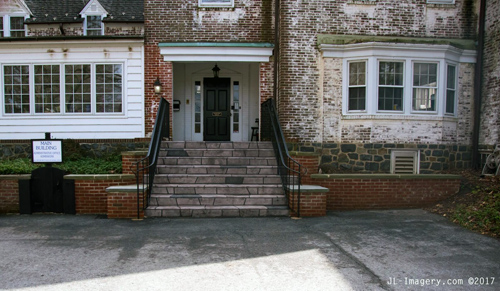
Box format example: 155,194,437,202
472,0,486,169
273,0,280,102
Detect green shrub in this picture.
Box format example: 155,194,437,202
0,155,122,175
0,159,40,175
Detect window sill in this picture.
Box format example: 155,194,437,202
341,114,458,122
347,0,377,5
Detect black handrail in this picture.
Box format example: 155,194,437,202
133,98,170,219
262,98,306,217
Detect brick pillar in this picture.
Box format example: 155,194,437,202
144,43,173,136
106,185,144,219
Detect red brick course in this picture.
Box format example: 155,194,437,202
0,178,21,213
314,177,461,211
73,178,135,214
107,190,144,219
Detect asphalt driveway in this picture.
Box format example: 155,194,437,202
1,210,499,291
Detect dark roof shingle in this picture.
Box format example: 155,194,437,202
24,0,143,24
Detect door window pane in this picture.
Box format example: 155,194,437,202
194,81,201,133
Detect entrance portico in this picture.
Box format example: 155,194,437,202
158,43,274,142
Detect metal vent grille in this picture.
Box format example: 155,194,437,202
391,150,420,174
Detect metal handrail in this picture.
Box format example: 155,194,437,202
133,98,170,219
262,98,306,217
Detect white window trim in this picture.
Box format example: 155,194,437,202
0,14,27,37
410,61,439,114
427,0,455,4
321,42,472,118
445,63,458,116
347,60,368,113
198,0,234,8
83,14,105,36
1,62,125,116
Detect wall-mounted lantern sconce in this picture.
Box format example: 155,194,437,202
212,64,220,78
154,77,162,94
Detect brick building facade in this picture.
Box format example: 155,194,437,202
144,0,497,174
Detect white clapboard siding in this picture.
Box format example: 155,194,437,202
0,40,145,140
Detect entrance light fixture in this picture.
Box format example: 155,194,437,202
212,64,220,78
154,77,162,94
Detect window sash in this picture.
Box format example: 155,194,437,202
9,17,25,37
34,65,61,113
86,16,103,36
445,64,457,114
3,65,30,114
348,61,366,111
95,64,123,113
378,61,404,111
0,17,4,37
199,0,234,7
412,63,438,112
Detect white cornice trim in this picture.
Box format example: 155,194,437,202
320,42,476,63
159,46,273,62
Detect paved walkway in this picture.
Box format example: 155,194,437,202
1,210,499,291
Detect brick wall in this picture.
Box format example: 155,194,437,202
480,0,500,146
107,189,144,219
67,175,136,214
279,0,477,143
0,177,27,213
288,191,326,217
312,175,461,211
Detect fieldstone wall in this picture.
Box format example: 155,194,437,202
290,142,472,174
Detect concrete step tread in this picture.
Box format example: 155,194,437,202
152,184,282,188
161,141,273,150
148,205,288,210
150,194,286,198
155,174,280,178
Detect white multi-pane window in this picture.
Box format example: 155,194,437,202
96,64,122,113
412,63,438,112
86,15,103,36
199,0,234,7
378,61,404,111
35,65,60,113
348,61,367,111
0,16,26,37
65,64,92,113
9,17,25,37
2,63,123,115
3,65,29,113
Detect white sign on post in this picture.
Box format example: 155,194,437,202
32,140,63,163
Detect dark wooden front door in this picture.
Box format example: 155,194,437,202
204,78,230,141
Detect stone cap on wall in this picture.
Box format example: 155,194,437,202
64,174,135,180
0,175,31,180
311,174,462,180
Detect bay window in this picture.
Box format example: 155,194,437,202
342,57,459,117
3,63,123,115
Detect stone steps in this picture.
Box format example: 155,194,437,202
147,141,289,218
